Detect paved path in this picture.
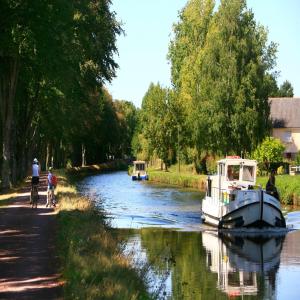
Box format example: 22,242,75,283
0,174,63,299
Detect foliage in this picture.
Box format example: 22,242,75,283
141,83,178,169
0,0,129,188
295,151,300,165
252,137,285,170
278,80,294,97
277,165,285,175
135,0,280,169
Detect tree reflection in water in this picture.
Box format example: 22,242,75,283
123,229,286,299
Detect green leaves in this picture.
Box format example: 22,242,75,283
168,0,277,156
252,137,285,169
1,0,124,184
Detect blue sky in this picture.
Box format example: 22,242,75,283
107,0,300,107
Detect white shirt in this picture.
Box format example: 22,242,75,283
32,164,39,177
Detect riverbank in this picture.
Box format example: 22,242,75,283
148,166,206,190
56,169,151,299
148,167,300,205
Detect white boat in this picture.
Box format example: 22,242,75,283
131,160,148,181
201,156,286,229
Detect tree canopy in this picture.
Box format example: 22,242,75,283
0,0,138,188
134,0,291,172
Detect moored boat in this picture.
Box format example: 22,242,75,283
201,156,286,229
131,160,149,181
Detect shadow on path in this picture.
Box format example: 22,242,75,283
0,174,63,299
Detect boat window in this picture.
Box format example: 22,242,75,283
136,164,145,171
243,272,255,286
227,272,240,287
227,165,239,181
242,166,254,182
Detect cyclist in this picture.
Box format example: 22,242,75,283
46,167,56,207
31,158,40,186
30,158,40,205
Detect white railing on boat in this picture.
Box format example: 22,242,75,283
289,165,300,175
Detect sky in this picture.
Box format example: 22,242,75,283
107,0,300,107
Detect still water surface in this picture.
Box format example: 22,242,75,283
78,171,300,299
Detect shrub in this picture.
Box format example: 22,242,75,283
252,137,285,171
277,166,285,175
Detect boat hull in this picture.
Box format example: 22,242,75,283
202,192,286,229
132,174,148,181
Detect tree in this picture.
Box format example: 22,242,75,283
0,0,122,188
252,137,285,171
141,83,177,170
114,100,138,158
278,80,294,97
168,0,277,158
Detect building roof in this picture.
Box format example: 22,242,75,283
269,98,300,128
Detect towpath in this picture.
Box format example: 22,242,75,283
0,174,63,299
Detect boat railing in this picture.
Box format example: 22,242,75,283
210,186,261,205
289,165,300,175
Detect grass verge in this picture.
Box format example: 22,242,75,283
55,170,151,300
147,167,207,190
257,174,300,205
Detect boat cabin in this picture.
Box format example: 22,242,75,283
207,156,257,200
218,156,257,189
132,160,148,180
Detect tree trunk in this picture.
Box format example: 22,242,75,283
0,57,19,189
46,143,50,170
82,143,86,167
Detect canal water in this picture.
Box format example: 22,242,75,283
78,171,300,299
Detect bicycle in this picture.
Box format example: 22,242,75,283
30,184,39,209
46,187,56,207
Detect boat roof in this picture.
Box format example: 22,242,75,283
133,160,146,164
218,156,257,166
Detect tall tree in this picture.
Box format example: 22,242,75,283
168,0,277,158
0,0,122,188
141,83,177,170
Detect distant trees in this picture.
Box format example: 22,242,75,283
0,0,128,189
278,80,294,97
268,80,294,97
135,0,292,171
139,83,178,170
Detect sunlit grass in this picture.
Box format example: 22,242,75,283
257,174,300,205
148,166,206,190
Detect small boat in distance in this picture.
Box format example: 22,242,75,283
201,156,286,229
131,160,149,181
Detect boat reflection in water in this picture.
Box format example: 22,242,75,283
202,231,285,298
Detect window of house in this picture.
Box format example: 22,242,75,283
283,131,292,143
285,152,292,159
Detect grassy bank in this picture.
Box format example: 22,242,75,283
67,160,128,178
147,165,206,190
55,170,151,300
256,174,300,205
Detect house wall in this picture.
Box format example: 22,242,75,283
272,128,300,158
